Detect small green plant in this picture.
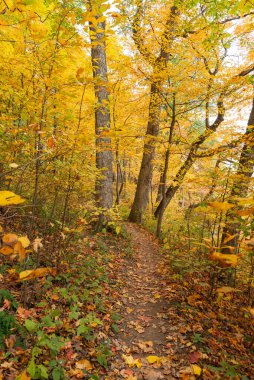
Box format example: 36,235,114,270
207,360,248,379
192,333,204,344
96,342,112,368
0,311,16,348
25,317,66,379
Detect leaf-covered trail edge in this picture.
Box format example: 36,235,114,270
106,223,254,380
107,223,194,380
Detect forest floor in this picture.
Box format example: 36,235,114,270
0,222,253,380
105,223,189,380
105,223,254,380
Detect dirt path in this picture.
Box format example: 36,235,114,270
106,223,186,380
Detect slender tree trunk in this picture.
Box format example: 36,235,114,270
156,95,175,237
88,1,113,228
221,96,254,253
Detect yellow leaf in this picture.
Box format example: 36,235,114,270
76,359,93,371
0,191,25,206
236,197,254,206
146,355,161,364
209,252,239,267
9,163,19,169
20,369,31,380
18,236,30,248
19,268,56,281
122,355,142,368
192,364,202,375
208,201,234,212
216,286,240,294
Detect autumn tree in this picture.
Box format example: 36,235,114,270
220,94,254,254
126,0,254,226
87,0,114,229
128,1,179,223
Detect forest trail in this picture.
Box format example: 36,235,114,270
107,223,186,380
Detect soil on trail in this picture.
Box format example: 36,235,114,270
106,223,186,380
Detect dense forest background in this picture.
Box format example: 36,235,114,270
0,0,254,379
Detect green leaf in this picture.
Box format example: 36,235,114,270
97,353,108,368
52,367,63,380
111,323,119,333
25,319,38,333
38,364,48,379
27,360,36,377
77,324,89,336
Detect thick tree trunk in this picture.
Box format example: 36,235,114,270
128,82,161,223
88,2,113,225
221,97,254,253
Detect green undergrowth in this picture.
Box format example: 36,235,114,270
0,225,132,380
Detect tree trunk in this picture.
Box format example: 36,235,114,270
156,95,175,237
88,1,113,227
129,82,161,223
129,5,179,223
221,96,254,253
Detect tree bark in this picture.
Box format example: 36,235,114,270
221,96,254,253
129,5,178,223
88,1,113,225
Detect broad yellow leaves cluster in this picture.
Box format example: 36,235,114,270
0,191,25,206
0,233,29,262
19,268,57,281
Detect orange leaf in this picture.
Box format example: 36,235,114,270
47,137,55,148
2,233,18,246
20,369,31,380
13,241,26,262
0,246,14,256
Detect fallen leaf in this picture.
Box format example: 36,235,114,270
33,237,43,252
19,267,56,281
0,299,11,311
18,236,30,248
143,368,163,380
216,286,240,294
122,354,142,368
20,369,31,380
14,241,26,261
0,191,25,206
189,351,201,364
0,246,14,256
187,294,201,306
76,359,93,371
192,364,202,375
2,233,18,246
146,355,161,364
9,163,19,169
137,341,153,353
